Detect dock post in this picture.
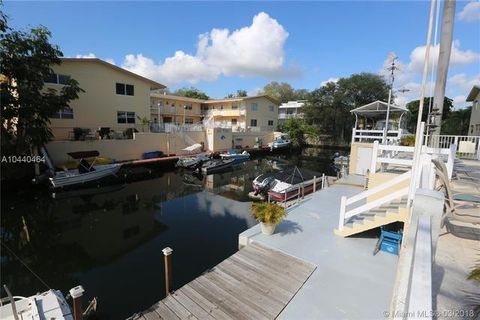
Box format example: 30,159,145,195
321,174,325,190
313,176,316,192
162,247,173,295
69,285,85,320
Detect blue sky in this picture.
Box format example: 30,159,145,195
4,1,480,107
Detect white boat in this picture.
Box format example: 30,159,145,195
219,150,250,160
49,163,122,188
0,289,73,320
176,154,211,169
269,137,291,150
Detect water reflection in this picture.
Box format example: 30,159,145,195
1,148,339,319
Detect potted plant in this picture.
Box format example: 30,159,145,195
251,202,287,235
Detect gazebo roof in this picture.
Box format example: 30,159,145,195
350,100,408,117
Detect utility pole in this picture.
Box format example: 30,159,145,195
431,0,456,137
382,54,399,144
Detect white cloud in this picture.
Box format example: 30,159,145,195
105,58,116,65
408,41,480,73
452,95,467,106
75,53,96,58
320,77,339,87
448,73,480,91
120,12,291,86
458,1,480,22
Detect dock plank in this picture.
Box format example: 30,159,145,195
135,243,316,320
171,290,215,320
153,301,180,320
163,295,198,320
180,285,233,320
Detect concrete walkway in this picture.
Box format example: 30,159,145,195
239,183,398,319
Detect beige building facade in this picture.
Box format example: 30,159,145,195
47,58,165,140
467,86,480,136
150,94,279,132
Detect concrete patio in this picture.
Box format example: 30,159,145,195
239,183,398,319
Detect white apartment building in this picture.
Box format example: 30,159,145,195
278,100,306,124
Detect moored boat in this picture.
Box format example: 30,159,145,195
219,150,250,160
269,136,291,150
176,154,211,170
253,167,323,201
49,163,122,188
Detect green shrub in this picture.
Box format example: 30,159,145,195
400,135,415,146
251,202,287,224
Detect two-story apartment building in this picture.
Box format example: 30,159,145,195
467,86,480,136
278,100,306,125
149,94,204,125
150,94,279,132
47,58,165,140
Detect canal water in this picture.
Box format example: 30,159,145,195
0,147,343,319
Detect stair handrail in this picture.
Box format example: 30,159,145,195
338,170,411,230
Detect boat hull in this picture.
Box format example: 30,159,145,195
268,181,322,201
49,164,122,188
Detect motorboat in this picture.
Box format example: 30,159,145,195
49,163,122,188
39,147,122,188
201,159,236,175
176,154,211,170
0,285,95,320
219,150,250,160
269,136,291,150
253,167,323,201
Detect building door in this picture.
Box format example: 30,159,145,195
163,117,172,123
356,147,372,175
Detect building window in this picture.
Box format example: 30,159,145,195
117,111,135,124
50,107,74,119
231,119,237,125
116,83,134,96
250,119,257,127
268,120,274,126
170,106,176,113
269,105,274,112
251,103,258,111
44,73,70,84
185,118,194,124
184,105,193,110
232,105,238,109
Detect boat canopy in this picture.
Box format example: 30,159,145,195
263,167,321,185
350,100,408,118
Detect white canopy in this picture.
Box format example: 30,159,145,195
351,100,408,117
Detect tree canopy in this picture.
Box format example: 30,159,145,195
1,13,82,155
261,81,309,103
303,73,390,144
406,97,453,133
225,89,248,98
174,87,210,100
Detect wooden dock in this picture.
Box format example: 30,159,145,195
131,242,316,320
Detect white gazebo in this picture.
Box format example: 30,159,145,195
350,100,409,143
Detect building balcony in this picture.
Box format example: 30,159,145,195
279,113,303,120
209,109,246,117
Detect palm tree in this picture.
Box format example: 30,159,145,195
137,116,151,132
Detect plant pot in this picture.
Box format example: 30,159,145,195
260,222,277,235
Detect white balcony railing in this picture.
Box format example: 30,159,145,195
430,135,480,160
352,128,404,143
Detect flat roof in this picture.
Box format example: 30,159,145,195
466,86,480,102
60,58,166,90
150,93,280,105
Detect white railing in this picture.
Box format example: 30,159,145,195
352,128,403,143
430,135,480,160
338,170,411,230
407,214,433,319
150,123,204,133
369,140,456,179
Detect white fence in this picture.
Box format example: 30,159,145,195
430,135,480,160
150,123,204,133
369,141,456,179
351,128,404,143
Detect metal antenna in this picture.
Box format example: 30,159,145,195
383,54,399,144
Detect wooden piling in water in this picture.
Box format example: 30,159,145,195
162,247,173,295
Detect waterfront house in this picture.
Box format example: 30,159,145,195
46,58,166,140
278,100,306,124
467,85,480,136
